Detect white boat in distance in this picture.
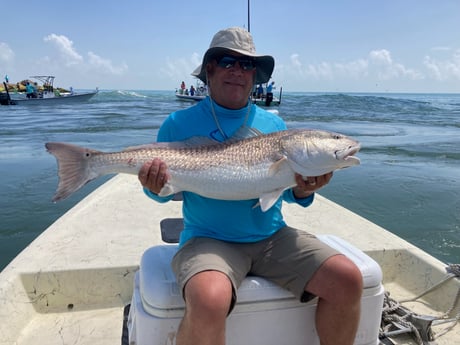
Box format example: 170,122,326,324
5,76,98,105
175,80,208,102
175,90,207,102
0,173,458,345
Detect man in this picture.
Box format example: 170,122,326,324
265,80,275,105
138,27,362,345
25,82,35,99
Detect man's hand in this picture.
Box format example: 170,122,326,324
138,158,169,194
292,172,333,199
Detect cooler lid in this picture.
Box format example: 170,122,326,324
139,245,184,310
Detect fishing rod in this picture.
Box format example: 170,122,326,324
247,0,251,32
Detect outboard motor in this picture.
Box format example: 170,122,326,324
265,92,273,106
0,82,11,105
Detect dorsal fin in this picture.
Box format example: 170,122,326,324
181,136,220,147
123,127,261,153
231,126,263,140
123,136,220,152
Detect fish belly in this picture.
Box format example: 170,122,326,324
167,160,297,200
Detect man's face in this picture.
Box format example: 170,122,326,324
206,54,256,110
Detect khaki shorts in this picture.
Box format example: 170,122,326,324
171,226,340,307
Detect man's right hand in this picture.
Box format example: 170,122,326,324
138,158,169,194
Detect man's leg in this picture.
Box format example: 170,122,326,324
176,270,233,345
172,238,251,345
306,254,363,345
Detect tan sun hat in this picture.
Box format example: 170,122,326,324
192,27,275,84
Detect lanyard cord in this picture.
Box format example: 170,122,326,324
209,97,252,140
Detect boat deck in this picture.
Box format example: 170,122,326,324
0,174,458,344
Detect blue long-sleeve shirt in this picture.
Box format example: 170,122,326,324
145,97,314,246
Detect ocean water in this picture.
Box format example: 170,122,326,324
0,91,459,272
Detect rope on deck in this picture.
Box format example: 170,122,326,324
380,263,460,345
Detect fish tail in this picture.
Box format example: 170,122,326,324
45,142,101,202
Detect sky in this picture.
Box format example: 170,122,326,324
1,0,459,93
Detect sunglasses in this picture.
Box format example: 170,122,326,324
216,55,256,71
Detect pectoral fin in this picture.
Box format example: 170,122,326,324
268,156,289,177
258,189,285,212
158,182,179,197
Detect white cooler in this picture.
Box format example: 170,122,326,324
128,234,384,345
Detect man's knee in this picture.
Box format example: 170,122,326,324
184,270,234,316
334,256,363,302
306,254,363,304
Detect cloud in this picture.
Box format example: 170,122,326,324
333,59,369,79
44,34,83,66
423,49,460,80
284,49,423,83
0,42,14,63
161,52,201,81
87,52,127,75
43,33,127,76
430,46,451,52
287,54,368,80
368,49,423,80
287,55,334,80
290,54,302,69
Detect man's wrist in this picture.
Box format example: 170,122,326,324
293,189,314,200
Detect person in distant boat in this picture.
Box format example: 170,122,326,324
25,82,36,99
138,27,362,345
265,80,275,106
256,84,263,98
180,81,186,94
189,85,195,96
266,80,275,98
266,80,275,94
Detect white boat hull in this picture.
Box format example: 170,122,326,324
0,174,458,344
10,91,97,105
174,93,206,101
251,95,281,106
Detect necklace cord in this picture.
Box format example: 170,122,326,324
209,97,252,140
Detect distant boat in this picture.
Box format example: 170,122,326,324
174,90,207,102
1,76,98,106
175,80,208,102
251,83,282,107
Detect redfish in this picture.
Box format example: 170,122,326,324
46,129,360,211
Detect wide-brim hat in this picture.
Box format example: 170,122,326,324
192,27,274,85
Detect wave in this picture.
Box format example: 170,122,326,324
361,145,460,162
116,90,149,98
280,92,460,128
91,90,164,103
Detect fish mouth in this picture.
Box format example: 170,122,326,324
335,144,361,164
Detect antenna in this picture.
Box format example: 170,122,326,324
247,0,251,32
